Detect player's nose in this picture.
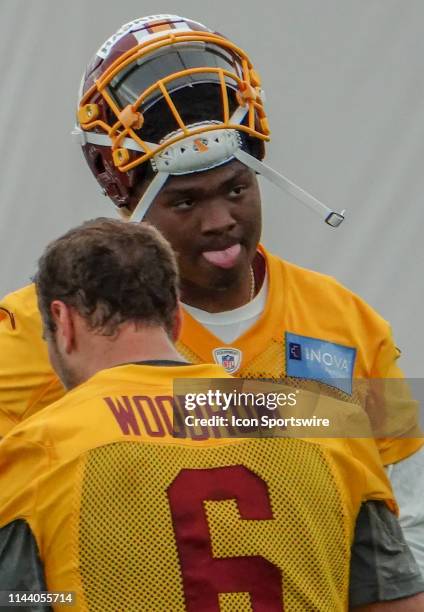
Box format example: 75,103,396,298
200,199,237,235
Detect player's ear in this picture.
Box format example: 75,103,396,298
50,301,75,353
171,302,183,342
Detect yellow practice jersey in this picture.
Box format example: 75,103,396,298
0,362,396,611
0,284,64,433
0,248,421,464
176,246,423,465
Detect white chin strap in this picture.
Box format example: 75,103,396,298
130,147,345,228
233,149,345,227
130,172,169,223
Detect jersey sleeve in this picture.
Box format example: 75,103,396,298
314,271,423,466
0,284,65,436
369,324,423,465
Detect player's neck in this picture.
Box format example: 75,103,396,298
73,326,184,386
181,280,250,312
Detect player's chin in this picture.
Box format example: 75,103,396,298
209,265,243,290
185,258,244,291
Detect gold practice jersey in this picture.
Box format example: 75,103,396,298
176,247,423,465
0,362,397,611
0,246,422,463
0,284,62,432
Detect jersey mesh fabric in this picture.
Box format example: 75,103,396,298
74,439,349,611
176,340,203,365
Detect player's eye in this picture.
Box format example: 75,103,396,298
229,184,247,197
172,199,195,210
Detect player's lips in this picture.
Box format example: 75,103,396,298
202,243,242,269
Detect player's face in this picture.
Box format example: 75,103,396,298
142,160,262,297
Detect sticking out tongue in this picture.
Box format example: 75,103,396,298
202,243,241,269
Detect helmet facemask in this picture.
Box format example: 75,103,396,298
74,15,344,226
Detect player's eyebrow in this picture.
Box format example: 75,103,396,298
160,166,253,197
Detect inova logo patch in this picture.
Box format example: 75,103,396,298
285,332,356,394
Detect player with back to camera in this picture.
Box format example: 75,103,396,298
0,10,422,591
0,217,422,610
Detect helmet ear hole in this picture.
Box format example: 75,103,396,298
82,144,132,207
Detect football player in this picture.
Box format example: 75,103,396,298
0,13,423,571
0,218,423,610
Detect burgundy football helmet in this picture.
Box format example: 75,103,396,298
74,14,344,226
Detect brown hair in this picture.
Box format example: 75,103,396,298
35,218,179,336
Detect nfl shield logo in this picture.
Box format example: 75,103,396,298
213,347,242,374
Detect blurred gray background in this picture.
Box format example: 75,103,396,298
0,1,422,375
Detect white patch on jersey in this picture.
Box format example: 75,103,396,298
213,347,242,374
